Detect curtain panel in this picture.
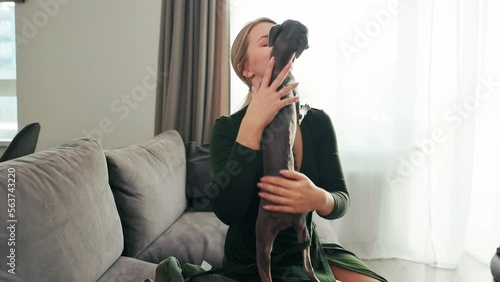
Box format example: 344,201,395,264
155,0,230,143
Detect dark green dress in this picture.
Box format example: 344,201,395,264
209,106,387,282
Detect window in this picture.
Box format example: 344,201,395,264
230,0,500,267
229,0,402,156
0,3,17,142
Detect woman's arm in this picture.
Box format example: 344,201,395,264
209,116,262,225
315,110,349,220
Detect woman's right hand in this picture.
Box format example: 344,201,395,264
244,56,300,131
236,57,299,150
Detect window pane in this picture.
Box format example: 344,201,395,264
0,3,17,141
0,96,17,141
0,3,16,80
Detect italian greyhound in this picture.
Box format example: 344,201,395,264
256,20,319,282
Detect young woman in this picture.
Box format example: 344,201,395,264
209,17,387,282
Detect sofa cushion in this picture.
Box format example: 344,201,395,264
136,212,228,268
0,137,123,282
185,142,213,212
96,256,157,282
105,130,187,258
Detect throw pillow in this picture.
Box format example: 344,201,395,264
185,142,212,212
105,130,187,258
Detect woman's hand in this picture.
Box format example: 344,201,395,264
244,57,299,132
257,170,334,214
236,57,299,150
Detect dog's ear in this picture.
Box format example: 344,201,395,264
268,24,282,47
295,38,309,59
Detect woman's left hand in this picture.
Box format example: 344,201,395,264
257,170,328,214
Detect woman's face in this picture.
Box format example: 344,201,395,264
242,22,275,86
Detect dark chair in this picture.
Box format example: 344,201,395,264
0,122,41,162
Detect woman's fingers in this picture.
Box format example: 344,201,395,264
279,169,305,180
278,82,299,98
255,57,295,96
282,96,300,107
257,182,293,205
270,60,293,90
261,56,275,88
259,192,291,206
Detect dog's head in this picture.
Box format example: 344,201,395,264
268,19,309,59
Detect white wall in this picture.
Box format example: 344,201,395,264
15,0,162,151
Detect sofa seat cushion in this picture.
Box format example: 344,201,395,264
137,212,228,269
0,137,123,282
97,256,157,282
105,130,187,258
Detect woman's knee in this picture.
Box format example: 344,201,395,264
331,265,380,282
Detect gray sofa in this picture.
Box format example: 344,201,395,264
0,130,228,282
0,129,339,282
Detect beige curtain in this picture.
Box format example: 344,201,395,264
155,0,230,143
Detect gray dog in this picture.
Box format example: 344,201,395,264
256,20,319,282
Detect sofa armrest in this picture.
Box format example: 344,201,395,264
0,137,123,282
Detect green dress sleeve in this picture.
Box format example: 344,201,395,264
209,115,262,225
314,109,350,220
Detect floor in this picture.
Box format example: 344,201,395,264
363,253,493,282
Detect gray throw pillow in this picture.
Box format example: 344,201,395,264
105,130,187,258
185,142,212,212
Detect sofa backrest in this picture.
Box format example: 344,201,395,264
105,130,187,258
0,137,123,282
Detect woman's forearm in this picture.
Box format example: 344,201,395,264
315,189,335,217
236,116,264,150
210,117,263,225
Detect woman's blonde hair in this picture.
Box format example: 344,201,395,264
231,17,276,108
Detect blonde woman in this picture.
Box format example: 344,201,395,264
209,17,387,282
